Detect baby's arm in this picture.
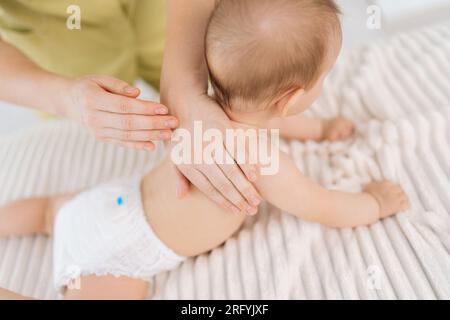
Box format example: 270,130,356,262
268,114,354,142
256,152,409,228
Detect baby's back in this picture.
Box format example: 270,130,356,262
141,157,246,257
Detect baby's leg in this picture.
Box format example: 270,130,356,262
0,194,75,237
1,275,148,300
64,275,148,300
0,287,32,300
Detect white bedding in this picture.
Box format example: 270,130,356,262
0,22,449,300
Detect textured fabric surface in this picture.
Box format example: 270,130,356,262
0,22,449,300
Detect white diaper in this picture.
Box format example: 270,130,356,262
53,175,185,293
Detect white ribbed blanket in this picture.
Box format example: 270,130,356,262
0,22,449,300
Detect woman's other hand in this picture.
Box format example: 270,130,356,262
62,75,179,151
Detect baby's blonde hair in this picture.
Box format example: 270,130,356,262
206,0,341,111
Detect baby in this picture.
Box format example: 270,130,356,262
0,0,409,299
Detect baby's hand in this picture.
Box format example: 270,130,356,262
363,181,410,219
321,117,354,141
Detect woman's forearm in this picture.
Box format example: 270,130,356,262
0,40,72,116
159,0,262,213
160,0,216,114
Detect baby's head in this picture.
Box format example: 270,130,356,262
206,0,342,121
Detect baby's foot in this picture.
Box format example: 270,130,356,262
363,181,410,219
321,117,354,141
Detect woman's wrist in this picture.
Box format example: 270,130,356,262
160,58,209,115
33,70,76,118
51,76,77,118
161,83,208,121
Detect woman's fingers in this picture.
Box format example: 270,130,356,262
91,111,179,131
223,138,259,182
217,161,261,209
101,138,156,151
95,92,169,116
171,130,261,215
177,166,241,214
198,163,257,215
99,128,173,142
69,75,179,150
88,75,140,98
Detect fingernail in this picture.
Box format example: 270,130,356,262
124,86,137,94
165,119,178,128
156,107,168,115
250,196,261,206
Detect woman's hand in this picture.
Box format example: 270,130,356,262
0,42,177,150
170,94,262,215
162,0,260,214
62,75,179,150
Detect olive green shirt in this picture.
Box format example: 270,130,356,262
0,0,166,89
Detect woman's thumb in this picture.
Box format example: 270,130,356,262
89,75,140,97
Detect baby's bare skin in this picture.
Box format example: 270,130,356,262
269,115,354,142
322,117,354,142
142,159,246,257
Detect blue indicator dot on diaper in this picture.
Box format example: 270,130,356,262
117,196,124,206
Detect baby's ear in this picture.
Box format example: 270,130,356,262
275,88,306,117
